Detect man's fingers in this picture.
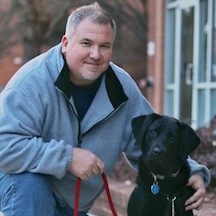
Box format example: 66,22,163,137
185,190,205,209
92,166,101,175
69,148,104,179
81,167,102,180
96,159,104,174
185,174,206,211
69,148,105,180
185,197,203,211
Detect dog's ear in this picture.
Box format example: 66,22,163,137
131,113,160,143
179,122,200,160
131,115,146,140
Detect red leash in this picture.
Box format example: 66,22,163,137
74,173,118,216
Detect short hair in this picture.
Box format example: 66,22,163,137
65,2,116,39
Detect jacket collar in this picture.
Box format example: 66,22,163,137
54,61,128,109
54,62,72,98
55,61,129,133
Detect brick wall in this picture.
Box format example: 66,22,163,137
146,0,165,113
0,45,23,87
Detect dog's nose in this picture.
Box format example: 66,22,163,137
152,146,163,156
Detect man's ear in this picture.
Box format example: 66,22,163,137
131,113,160,144
179,122,200,160
61,35,68,53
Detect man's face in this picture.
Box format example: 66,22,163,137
61,19,114,86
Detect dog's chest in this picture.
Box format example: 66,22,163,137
135,164,193,215
138,164,189,194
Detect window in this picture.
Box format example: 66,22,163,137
211,0,216,81
198,0,208,82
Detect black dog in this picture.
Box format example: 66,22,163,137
127,113,200,216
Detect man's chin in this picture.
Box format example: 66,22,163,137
83,71,103,80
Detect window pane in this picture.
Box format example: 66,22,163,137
211,1,216,81
210,89,216,120
166,90,174,116
197,89,206,127
198,0,208,82
167,9,175,84
167,0,176,3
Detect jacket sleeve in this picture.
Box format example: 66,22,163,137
187,157,211,186
0,88,72,179
121,82,211,186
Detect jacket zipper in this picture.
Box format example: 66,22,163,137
56,87,82,147
79,101,127,139
57,87,127,147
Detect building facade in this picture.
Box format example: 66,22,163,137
164,0,216,128
1,0,215,129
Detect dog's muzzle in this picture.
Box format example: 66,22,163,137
151,145,166,158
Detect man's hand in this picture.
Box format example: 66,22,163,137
185,173,206,211
69,148,104,180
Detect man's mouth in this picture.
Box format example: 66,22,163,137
85,61,100,65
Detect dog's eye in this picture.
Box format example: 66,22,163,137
150,130,158,137
169,136,177,143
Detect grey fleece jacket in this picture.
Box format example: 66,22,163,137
0,43,210,211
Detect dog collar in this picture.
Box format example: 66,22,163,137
150,168,181,195
150,167,181,181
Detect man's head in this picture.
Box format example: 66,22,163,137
65,2,116,39
61,3,116,86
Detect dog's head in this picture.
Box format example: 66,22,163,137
132,113,200,169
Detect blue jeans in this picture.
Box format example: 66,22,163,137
0,172,88,216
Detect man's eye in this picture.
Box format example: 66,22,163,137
101,44,111,49
81,42,91,46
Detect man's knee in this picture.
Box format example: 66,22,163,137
12,172,52,194
0,172,56,215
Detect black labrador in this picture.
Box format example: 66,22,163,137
127,113,200,216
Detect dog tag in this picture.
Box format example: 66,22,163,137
151,182,160,195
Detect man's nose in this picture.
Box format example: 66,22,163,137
89,46,101,59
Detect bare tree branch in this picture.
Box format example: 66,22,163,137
0,0,148,76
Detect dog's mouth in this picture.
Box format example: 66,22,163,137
144,151,167,162
142,154,166,169
145,160,180,178
143,145,167,160
142,153,182,178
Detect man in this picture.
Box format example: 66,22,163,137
0,3,210,216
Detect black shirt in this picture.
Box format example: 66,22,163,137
70,75,103,120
